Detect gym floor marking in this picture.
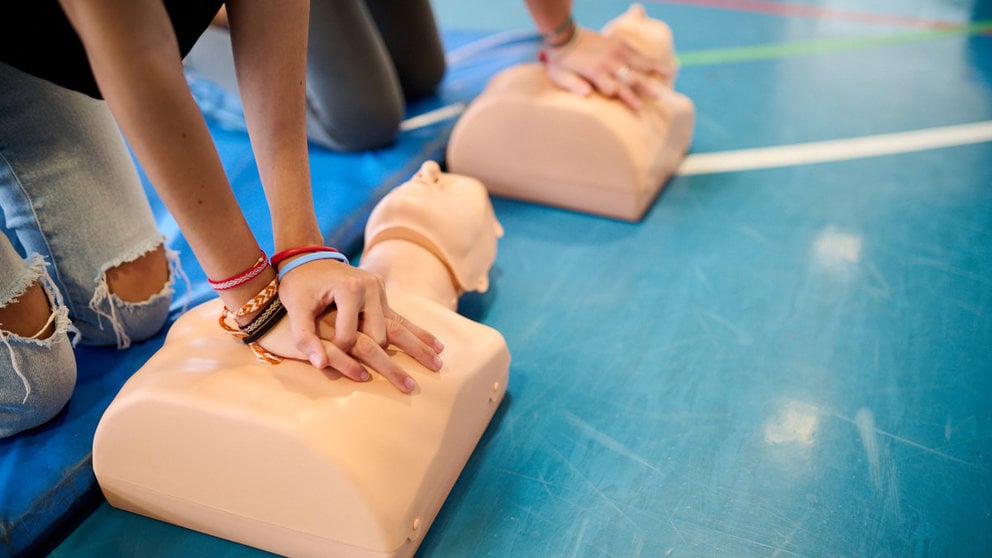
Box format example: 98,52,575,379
677,120,992,175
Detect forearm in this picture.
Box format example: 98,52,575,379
60,0,268,308
523,0,573,35
226,0,321,250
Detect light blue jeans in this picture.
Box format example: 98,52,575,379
0,62,176,438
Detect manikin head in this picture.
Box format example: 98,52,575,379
362,160,504,294
601,3,678,83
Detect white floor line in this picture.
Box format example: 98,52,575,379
676,120,992,176
400,103,467,131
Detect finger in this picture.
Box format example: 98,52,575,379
386,315,443,372
392,312,444,353
320,338,372,383
330,282,362,352
624,48,666,78
588,71,619,98
357,284,388,348
616,84,642,111
350,334,418,393
288,309,331,368
606,72,641,111
629,72,663,99
547,66,593,97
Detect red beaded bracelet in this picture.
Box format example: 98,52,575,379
270,245,339,268
207,251,269,291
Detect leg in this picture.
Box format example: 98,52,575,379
0,232,76,438
186,1,414,151
304,0,404,151
363,0,447,100
0,62,173,350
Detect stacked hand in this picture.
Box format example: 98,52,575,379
542,27,672,111
258,261,443,394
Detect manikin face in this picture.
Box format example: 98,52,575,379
363,161,504,293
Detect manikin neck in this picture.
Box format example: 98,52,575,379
359,239,461,312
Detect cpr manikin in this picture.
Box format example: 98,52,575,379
92,161,509,558
446,3,695,221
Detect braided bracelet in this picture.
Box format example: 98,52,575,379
208,251,269,291
232,277,279,318
240,296,284,338
277,251,350,281
241,297,287,344
217,310,283,365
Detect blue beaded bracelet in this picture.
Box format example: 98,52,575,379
277,251,350,280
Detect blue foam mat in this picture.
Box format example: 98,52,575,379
0,29,533,558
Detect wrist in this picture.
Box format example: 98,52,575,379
218,270,278,328
542,13,577,48
271,245,339,268
277,251,350,281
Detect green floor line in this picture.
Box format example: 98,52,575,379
678,20,992,66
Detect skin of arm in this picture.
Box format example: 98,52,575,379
58,0,441,393
522,0,668,110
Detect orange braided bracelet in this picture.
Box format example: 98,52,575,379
231,277,278,318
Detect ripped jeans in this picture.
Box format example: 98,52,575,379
0,62,175,438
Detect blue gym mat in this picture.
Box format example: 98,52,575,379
0,29,533,558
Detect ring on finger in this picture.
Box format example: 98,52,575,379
614,65,632,83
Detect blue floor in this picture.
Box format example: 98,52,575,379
32,0,992,555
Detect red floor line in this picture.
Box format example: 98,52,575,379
645,0,959,29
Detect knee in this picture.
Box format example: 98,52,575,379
398,53,446,101
305,86,404,152
0,329,76,438
105,245,170,304
108,244,172,343
306,101,403,152
79,244,173,347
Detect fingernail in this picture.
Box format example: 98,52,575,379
404,377,418,392
434,339,445,352
360,370,370,381
432,354,443,370
309,354,321,368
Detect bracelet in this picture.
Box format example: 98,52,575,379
217,307,284,365
208,251,269,290
240,296,283,337
241,297,287,344
277,251,350,281
271,245,339,268
542,14,576,48
232,277,279,318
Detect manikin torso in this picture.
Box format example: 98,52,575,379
92,161,509,558
446,3,695,221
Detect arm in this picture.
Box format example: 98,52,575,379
59,0,441,393
224,0,441,390
523,0,667,110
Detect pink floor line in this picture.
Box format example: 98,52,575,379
646,0,959,29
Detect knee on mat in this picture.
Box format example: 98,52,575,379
0,329,77,439
305,95,404,152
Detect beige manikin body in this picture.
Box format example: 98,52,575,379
92,161,509,558
447,4,695,221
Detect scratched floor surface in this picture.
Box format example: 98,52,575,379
50,0,992,556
